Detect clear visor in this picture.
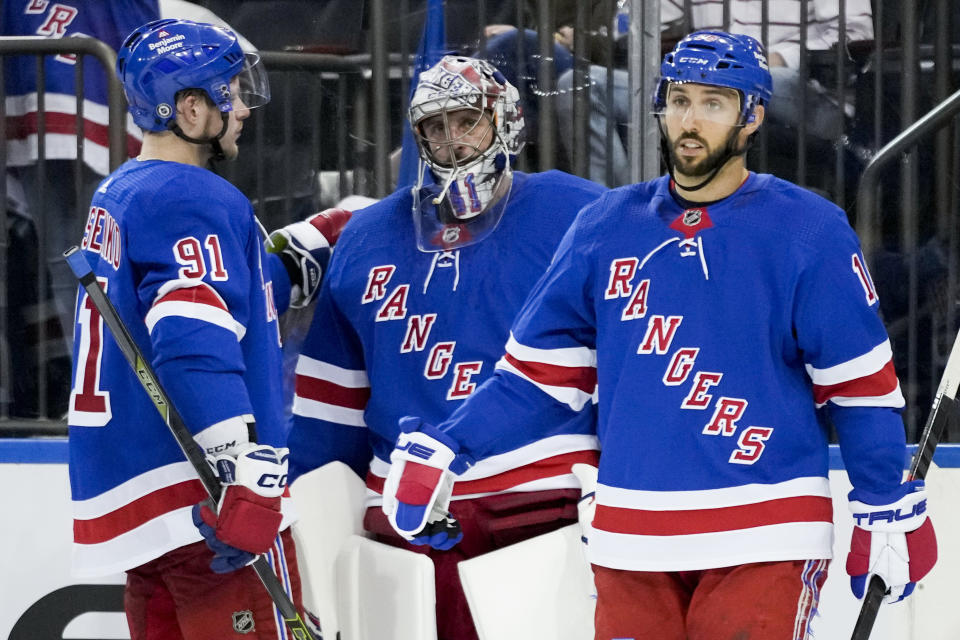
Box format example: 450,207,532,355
414,102,494,169
654,83,742,126
411,171,511,252
231,52,271,111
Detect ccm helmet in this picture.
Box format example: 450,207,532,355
654,30,773,126
116,19,270,133
408,56,525,251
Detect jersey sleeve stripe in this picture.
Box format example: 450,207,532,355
145,281,245,340
502,352,597,393
495,357,595,411
505,332,597,368
593,495,833,536
804,340,892,385
295,355,370,388
292,396,367,427
295,374,371,410
812,358,904,408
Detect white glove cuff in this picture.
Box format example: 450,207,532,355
390,431,457,470
849,488,928,533
194,414,254,457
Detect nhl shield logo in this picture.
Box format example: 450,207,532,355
232,610,255,634
682,208,703,226
442,226,461,244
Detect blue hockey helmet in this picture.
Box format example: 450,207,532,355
116,19,270,132
654,30,773,126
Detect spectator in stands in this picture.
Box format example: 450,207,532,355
2,1,160,346
556,0,874,186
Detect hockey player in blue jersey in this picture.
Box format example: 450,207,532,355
67,19,348,639
380,32,938,640
285,55,605,640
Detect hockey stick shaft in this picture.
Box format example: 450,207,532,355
850,328,960,640
64,247,317,640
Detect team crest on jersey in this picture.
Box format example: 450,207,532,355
232,610,255,634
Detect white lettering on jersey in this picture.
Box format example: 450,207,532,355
362,265,396,303
447,361,483,400
81,206,121,269
637,315,683,354
605,257,639,299
681,371,723,409
702,397,748,435
425,342,455,379
663,347,699,385
401,314,437,353
376,285,409,321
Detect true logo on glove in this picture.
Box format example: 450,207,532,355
852,499,927,526
396,440,436,460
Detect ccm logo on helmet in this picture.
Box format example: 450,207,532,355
678,56,709,64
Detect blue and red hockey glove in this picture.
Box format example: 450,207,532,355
191,444,288,573
382,416,473,550
268,208,352,308
846,479,937,603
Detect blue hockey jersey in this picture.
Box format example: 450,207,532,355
438,173,908,571
2,0,158,174
287,170,606,504
68,158,292,577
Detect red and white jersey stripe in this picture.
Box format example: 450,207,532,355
146,280,245,340
588,476,834,571
292,355,370,427
806,339,904,409
495,333,597,411
365,433,599,507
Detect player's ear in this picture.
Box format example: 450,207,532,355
744,104,764,135
176,93,206,126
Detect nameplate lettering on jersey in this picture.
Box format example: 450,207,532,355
81,205,121,269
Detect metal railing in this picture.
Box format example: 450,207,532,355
2,0,958,444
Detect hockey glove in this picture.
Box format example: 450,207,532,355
267,208,352,308
382,416,472,550
191,444,288,573
846,480,937,603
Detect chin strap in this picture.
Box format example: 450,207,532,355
657,118,752,193
168,112,230,164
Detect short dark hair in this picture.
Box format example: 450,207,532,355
174,88,214,107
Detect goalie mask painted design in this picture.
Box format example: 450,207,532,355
409,55,525,252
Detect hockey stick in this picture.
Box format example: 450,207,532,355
849,327,960,640
64,247,318,640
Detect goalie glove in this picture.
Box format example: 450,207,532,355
191,444,288,573
846,480,937,603
267,208,352,308
382,416,472,550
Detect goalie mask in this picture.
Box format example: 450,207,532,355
409,56,525,252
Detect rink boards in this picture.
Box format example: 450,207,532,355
2,438,959,639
